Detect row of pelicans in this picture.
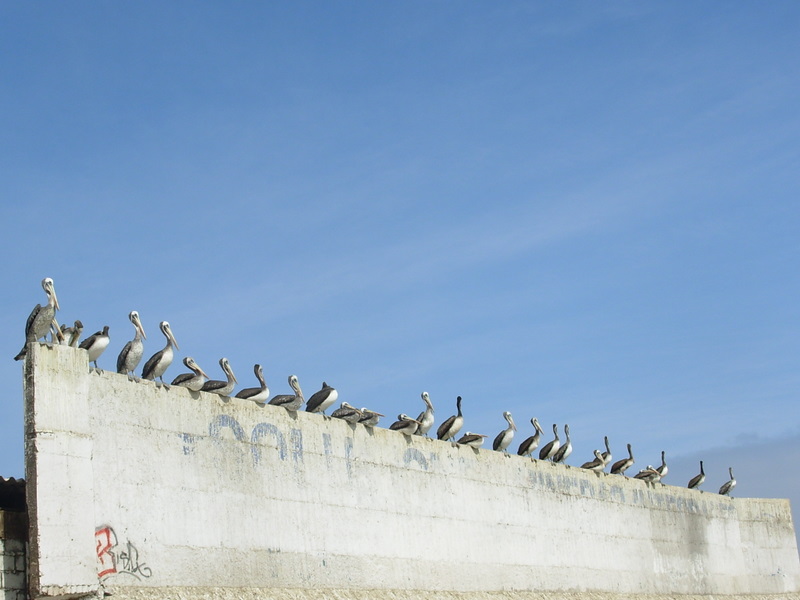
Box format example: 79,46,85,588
15,278,736,497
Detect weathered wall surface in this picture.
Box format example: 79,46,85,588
1,510,28,600
24,344,800,599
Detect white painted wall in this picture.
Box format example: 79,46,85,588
24,344,800,598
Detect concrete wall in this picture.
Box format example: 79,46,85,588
24,344,800,599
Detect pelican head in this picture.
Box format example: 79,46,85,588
360,407,384,417
160,321,179,350
129,311,146,340
220,357,237,383
421,391,433,409
532,418,543,434
503,411,517,430
398,413,421,424
288,374,301,393
42,277,60,311
183,357,209,378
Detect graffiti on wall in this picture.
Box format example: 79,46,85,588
95,525,152,580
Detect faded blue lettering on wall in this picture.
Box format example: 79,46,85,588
251,422,287,464
403,447,429,471
289,428,304,463
208,414,246,442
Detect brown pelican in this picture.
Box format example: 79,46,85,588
633,465,662,483
170,357,210,391
718,467,736,496
80,325,110,371
600,436,612,467
61,320,84,347
201,358,238,396
655,450,668,479
141,321,179,388
436,396,463,442
235,364,269,403
552,424,572,464
305,382,338,417
268,375,304,412
15,278,60,360
492,411,517,455
116,311,146,381
610,443,635,475
457,432,487,448
415,392,435,437
517,418,544,458
358,407,384,428
331,402,363,423
538,424,560,461
580,450,606,472
687,460,705,490
390,414,421,436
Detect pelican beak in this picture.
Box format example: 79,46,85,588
510,416,517,431
230,367,238,383
136,317,147,340
168,327,179,350
49,283,60,311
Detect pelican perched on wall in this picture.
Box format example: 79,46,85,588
552,424,572,464
80,325,110,371
600,436,612,467
688,461,705,490
538,424,560,461
610,444,635,476
718,467,736,496
116,312,146,381
62,320,84,348
171,357,210,391
517,418,543,459
15,278,60,360
457,432,487,448
268,375,304,412
141,321,179,388
235,364,270,404
492,411,517,455
415,392,435,437
358,407,384,428
633,465,661,483
655,450,668,480
201,358,238,396
580,450,606,472
390,414,420,436
305,382,337,417
331,402,363,424
436,396,463,442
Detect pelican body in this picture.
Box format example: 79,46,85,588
634,465,662,483
415,392,435,437
600,436,612,467
235,364,270,403
80,325,110,370
390,414,420,436
202,358,238,396
552,424,572,463
457,432,487,448
306,382,338,416
492,411,517,454
268,375,304,412
331,402,363,424
117,311,146,380
358,408,384,428
517,418,543,458
538,424,561,461
171,357,210,391
719,467,736,496
580,450,606,472
141,321,179,388
436,396,463,442
61,320,84,348
15,278,60,360
688,460,705,490
610,443,635,475
655,450,668,479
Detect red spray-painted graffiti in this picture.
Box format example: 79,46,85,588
95,525,152,580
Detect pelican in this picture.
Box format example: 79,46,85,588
552,424,572,464
201,358,238,396
358,407,384,428
538,424,560,461
610,443,635,475
15,277,60,360
235,364,270,404
306,382,338,417
331,402,363,424
436,396,463,442
600,436,612,467
688,461,705,490
492,411,517,455
61,320,84,347
457,432,487,448
171,357,210,391
141,321,179,388
116,311,146,381
80,325,110,371
655,450,668,479
268,375,304,412
718,467,736,496
390,414,420,436
633,465,662,483
415,392,435,437
517,418,544,458
581,450,606,472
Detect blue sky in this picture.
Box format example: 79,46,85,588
1,2,799,526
